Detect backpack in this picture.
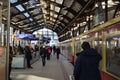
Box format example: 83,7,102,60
48,48,51,53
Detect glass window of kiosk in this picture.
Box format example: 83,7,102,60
106,35,120,77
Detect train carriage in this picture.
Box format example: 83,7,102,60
60,17,120,80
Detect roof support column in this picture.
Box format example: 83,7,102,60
105,0,108,22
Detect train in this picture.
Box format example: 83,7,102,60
60,17,120,80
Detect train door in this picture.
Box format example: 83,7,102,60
75,40,81,55
86,36,103,70
106,34,120,78
94,38,103,70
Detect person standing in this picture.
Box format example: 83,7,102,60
53,45,56,55
40,46,47,66
34,44,39,57
47,46,51,60
73,42,102,80
24,43,33,68
56,47,60,60
9,45,13,80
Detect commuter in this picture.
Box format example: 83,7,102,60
18,44,23,54
53,45,56,55
47,46,51,60
24,43,33,68
40,46,47,66
56,47,60,60
73,42,102,80
13,45,18,55
9,45,13,80
34,44,39,57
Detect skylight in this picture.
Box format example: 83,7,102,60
15,5,25,12
10,0,17,3
29,18,33,21
56,0,63,4
24,12,30,17
55,6,60,12
54,14,58,18
51,0,55,2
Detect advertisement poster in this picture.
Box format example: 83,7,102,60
0,46,6,80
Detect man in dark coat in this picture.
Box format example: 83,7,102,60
24,43,32,68
73,42,102,80
56,47,60,59
9,45,13,80
40,46,47,66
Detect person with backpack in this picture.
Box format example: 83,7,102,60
73,42,102,80
40,46,47,66
47,46,51,60
56,47,60,60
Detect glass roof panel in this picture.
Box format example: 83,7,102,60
29,18,33,21
54,14,58,18
50,17,52,21
72,2,82,12
10,0,17,3
15,5,25,12
67,12,74,19
50,11,53,16
50,4,54,10
56,0,63,4
51,0,55,2
23,12,30,17
55,6,60,13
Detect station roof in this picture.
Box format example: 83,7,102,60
9,0,120,37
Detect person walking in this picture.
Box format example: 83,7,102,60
9,45,13,80
52,45,56,55
56,47,60,60
47,46,51,60
40,46,47,66
24,43,33,68
73,42,102,80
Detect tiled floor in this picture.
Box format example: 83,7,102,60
11,55,73,80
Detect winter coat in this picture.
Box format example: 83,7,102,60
40,47,47,58
73,48,102,80
24,46,32,60
9,46,13,64
56,48,60,55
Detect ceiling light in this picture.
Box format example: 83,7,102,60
3,17,7,20
95,3,98,7
11,22,16,24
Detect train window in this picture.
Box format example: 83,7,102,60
75,41,81,54
94,40,102,55
106,36,120,77
94,40,102,70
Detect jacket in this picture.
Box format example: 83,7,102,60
73,48,102,80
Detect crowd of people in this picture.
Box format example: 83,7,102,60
9,41,102,80
9,42,60,80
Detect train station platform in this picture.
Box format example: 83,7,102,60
11,54,74,80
